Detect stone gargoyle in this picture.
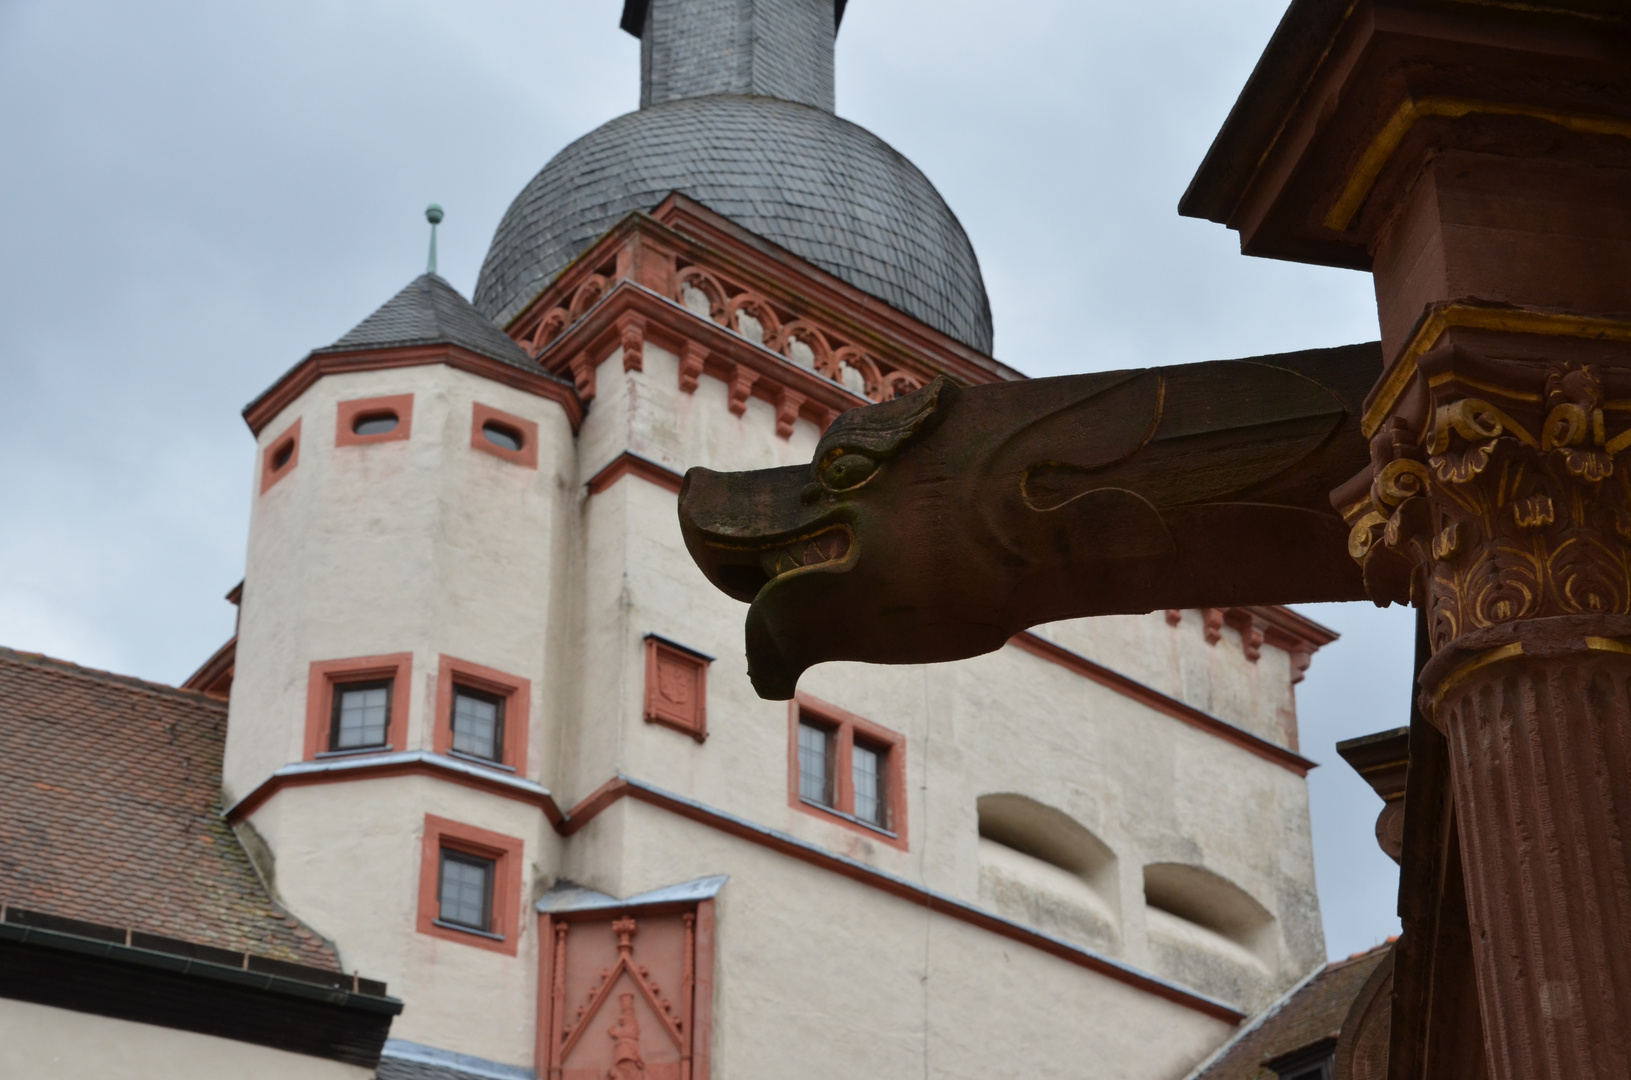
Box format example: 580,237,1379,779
678,343,1380,699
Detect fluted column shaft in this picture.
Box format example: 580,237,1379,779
1422,618,1631,1079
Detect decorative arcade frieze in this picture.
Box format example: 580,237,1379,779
501,194,1016,439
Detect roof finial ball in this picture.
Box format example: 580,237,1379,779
425,203,444,276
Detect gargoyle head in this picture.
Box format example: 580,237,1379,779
679,377,1017,698
680,350,1373,699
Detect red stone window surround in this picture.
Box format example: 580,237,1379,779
643,635,712,742
336,393,414,447
433,655,531,775
471,402,539,469
302,654,413,761
417,814,524,956
260,418,301,493
786,692,908,850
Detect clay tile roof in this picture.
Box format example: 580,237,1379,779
318,272,536,372
1188,940,1394,1080
0,647,339,970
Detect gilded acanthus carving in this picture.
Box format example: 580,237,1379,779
1344,347,1631,651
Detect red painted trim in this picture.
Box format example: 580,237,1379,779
585,452,685,497
1007,632,1316,776
507,194,1020,390
260,418,301,493
555,776,629,836
691,898,715,1080
335,393,414,447
536,897,715,1079
242,343,582,436
433,655,531,776
302,654,413,761
471,402,540,469
532,282,866,437
222,760,1242,1022
537,913,559,1076
786,693,909,850
225,753,565,826
182,635,236,700
643,636,709,742
417,813,524,955
559,778,1244,1024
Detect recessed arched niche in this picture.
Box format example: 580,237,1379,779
1141,862,1278,999
975,793,1120,951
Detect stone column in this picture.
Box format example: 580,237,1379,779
1421,619,1631,1078
1347,345,1631,1078
1176,4,1631,1070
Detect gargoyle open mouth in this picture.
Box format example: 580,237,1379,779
759,524,853,582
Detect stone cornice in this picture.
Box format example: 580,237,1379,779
242,343,583,437
508,195,1019,409
542,278,870,434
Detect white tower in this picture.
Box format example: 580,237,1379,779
224,264,581,1060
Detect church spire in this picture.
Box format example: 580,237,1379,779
621,0,848,112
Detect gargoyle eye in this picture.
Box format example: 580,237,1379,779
822,452,878,490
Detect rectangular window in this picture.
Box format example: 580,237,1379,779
798,721,835,806
433,656,530,776
451,686,504,762
788,695,907,849
852,739,886,828
438,849,495,932
332,680,392,750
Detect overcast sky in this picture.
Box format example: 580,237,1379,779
0,0,1410,960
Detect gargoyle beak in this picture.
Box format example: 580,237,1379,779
679,464,822,601
679,465,861,697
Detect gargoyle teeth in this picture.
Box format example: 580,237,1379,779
760,525,853,580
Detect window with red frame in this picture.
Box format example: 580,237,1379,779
788,695,906,846
417,814,522,954
433,655,529,773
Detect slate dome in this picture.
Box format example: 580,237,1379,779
473,94,994,355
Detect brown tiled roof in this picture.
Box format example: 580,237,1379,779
0,647,339,969
1190,941,1393,1080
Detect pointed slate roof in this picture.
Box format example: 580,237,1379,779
320,273,536,372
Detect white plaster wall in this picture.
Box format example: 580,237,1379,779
0,998,373,1080
572,800,1235,1080
247,776,559,1066
225,361,579,1066
1038,611,1304,749
226,363,578,802
223,336,1328,1071
945,644,1323,1009
559,349,1323,1015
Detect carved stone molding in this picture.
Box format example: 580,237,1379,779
678,342,706,394
1167,606,1334,680
1333,947,1394,1080
541,905,713,1080
1343,346,1631,653
501,194,1018,445
619,314,647,374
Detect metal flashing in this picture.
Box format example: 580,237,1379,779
536,874,729,914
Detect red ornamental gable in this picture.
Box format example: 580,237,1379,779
541,907,713,1080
